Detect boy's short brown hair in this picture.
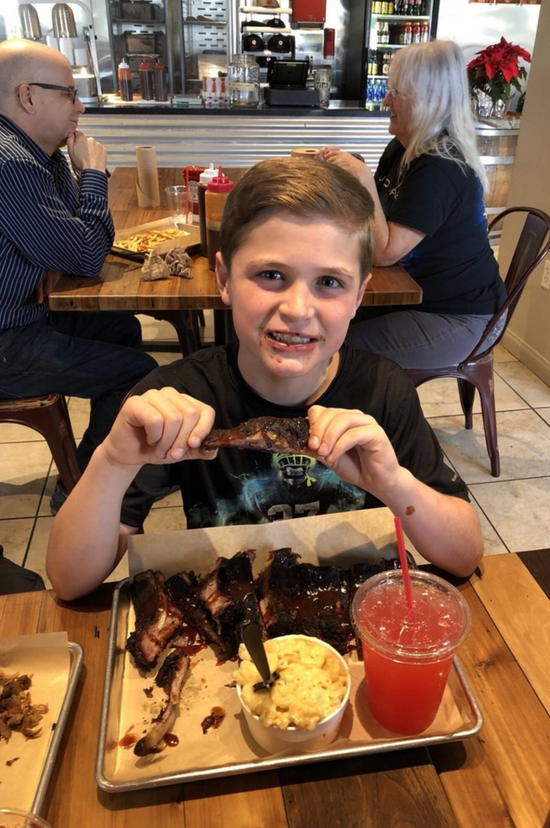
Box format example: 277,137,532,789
220,157,375,281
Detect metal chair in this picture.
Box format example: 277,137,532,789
0,393,80,491
405,206,550,478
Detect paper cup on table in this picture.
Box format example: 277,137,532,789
136,146,161,207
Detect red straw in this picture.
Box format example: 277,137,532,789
394,516,414,609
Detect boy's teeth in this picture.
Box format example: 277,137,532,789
271,332,312,344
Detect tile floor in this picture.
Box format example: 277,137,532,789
2,313,550,589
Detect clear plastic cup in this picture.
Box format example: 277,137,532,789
0,809,53,827
313,65,333,108
351,569,471,735
164,185,189,229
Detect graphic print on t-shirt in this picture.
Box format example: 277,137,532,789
188,451,366,526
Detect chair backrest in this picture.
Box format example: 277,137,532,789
461,206,550,365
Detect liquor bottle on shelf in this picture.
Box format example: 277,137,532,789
387,0,394,13
412,21,421,42
381,1,389,14
413,0,424,13
377,21,389,45
422,20,430,40
394,0,403,13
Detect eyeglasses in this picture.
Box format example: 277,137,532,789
27,82,79,104
386,87,401,100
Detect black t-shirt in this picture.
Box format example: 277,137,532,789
120,342,468,529
376,138,506,315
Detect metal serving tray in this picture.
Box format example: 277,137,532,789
33,641,84,815
96,580,482,793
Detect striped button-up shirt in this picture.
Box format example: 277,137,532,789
0,114,114,331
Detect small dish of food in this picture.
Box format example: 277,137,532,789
234,634,351,753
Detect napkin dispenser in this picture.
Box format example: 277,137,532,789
264,60,319,107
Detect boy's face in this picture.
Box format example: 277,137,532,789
216,211,369,405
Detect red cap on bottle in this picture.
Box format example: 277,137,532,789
139,59,151,70
207,172,234,193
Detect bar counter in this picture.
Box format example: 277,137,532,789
80,99,392,168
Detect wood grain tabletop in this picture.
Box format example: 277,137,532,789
48,167,423,313
1,551,549,828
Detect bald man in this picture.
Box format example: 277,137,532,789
0,40,156,512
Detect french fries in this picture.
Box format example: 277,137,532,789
114,228,188,253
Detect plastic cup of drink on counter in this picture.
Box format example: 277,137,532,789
164,185,189,229
351,569,471,735
0,809,53,827
313,65,333,108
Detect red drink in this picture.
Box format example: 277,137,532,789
352,570,470,735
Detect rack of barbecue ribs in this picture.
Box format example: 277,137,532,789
127,548,399,668
202,416,309,454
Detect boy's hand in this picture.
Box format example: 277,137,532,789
307,405,405,498
102,388,217,471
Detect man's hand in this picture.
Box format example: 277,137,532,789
307,405,406,500
36,269,62,304
102,387,218,472
66,131,108,174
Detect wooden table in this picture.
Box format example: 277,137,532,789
48,168,422,352
1,551,549,828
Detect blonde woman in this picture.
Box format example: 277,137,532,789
318,40,506,369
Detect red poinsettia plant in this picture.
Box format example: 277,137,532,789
467,38,531,106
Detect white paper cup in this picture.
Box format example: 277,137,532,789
236,634,351,753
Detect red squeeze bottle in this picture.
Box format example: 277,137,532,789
154,59,168,101
117,59,133,102
139,59,154,100
323,28,335,59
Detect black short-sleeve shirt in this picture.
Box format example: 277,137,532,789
120,343,469,529
376,138,506,315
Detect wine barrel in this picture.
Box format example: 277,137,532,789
476,122,520,219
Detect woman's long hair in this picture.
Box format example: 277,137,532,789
389,40,488,192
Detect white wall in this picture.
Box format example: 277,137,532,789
437,0,539,64
497,0,550,384
439,0,550,384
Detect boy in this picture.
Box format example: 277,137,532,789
47,157,483,600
